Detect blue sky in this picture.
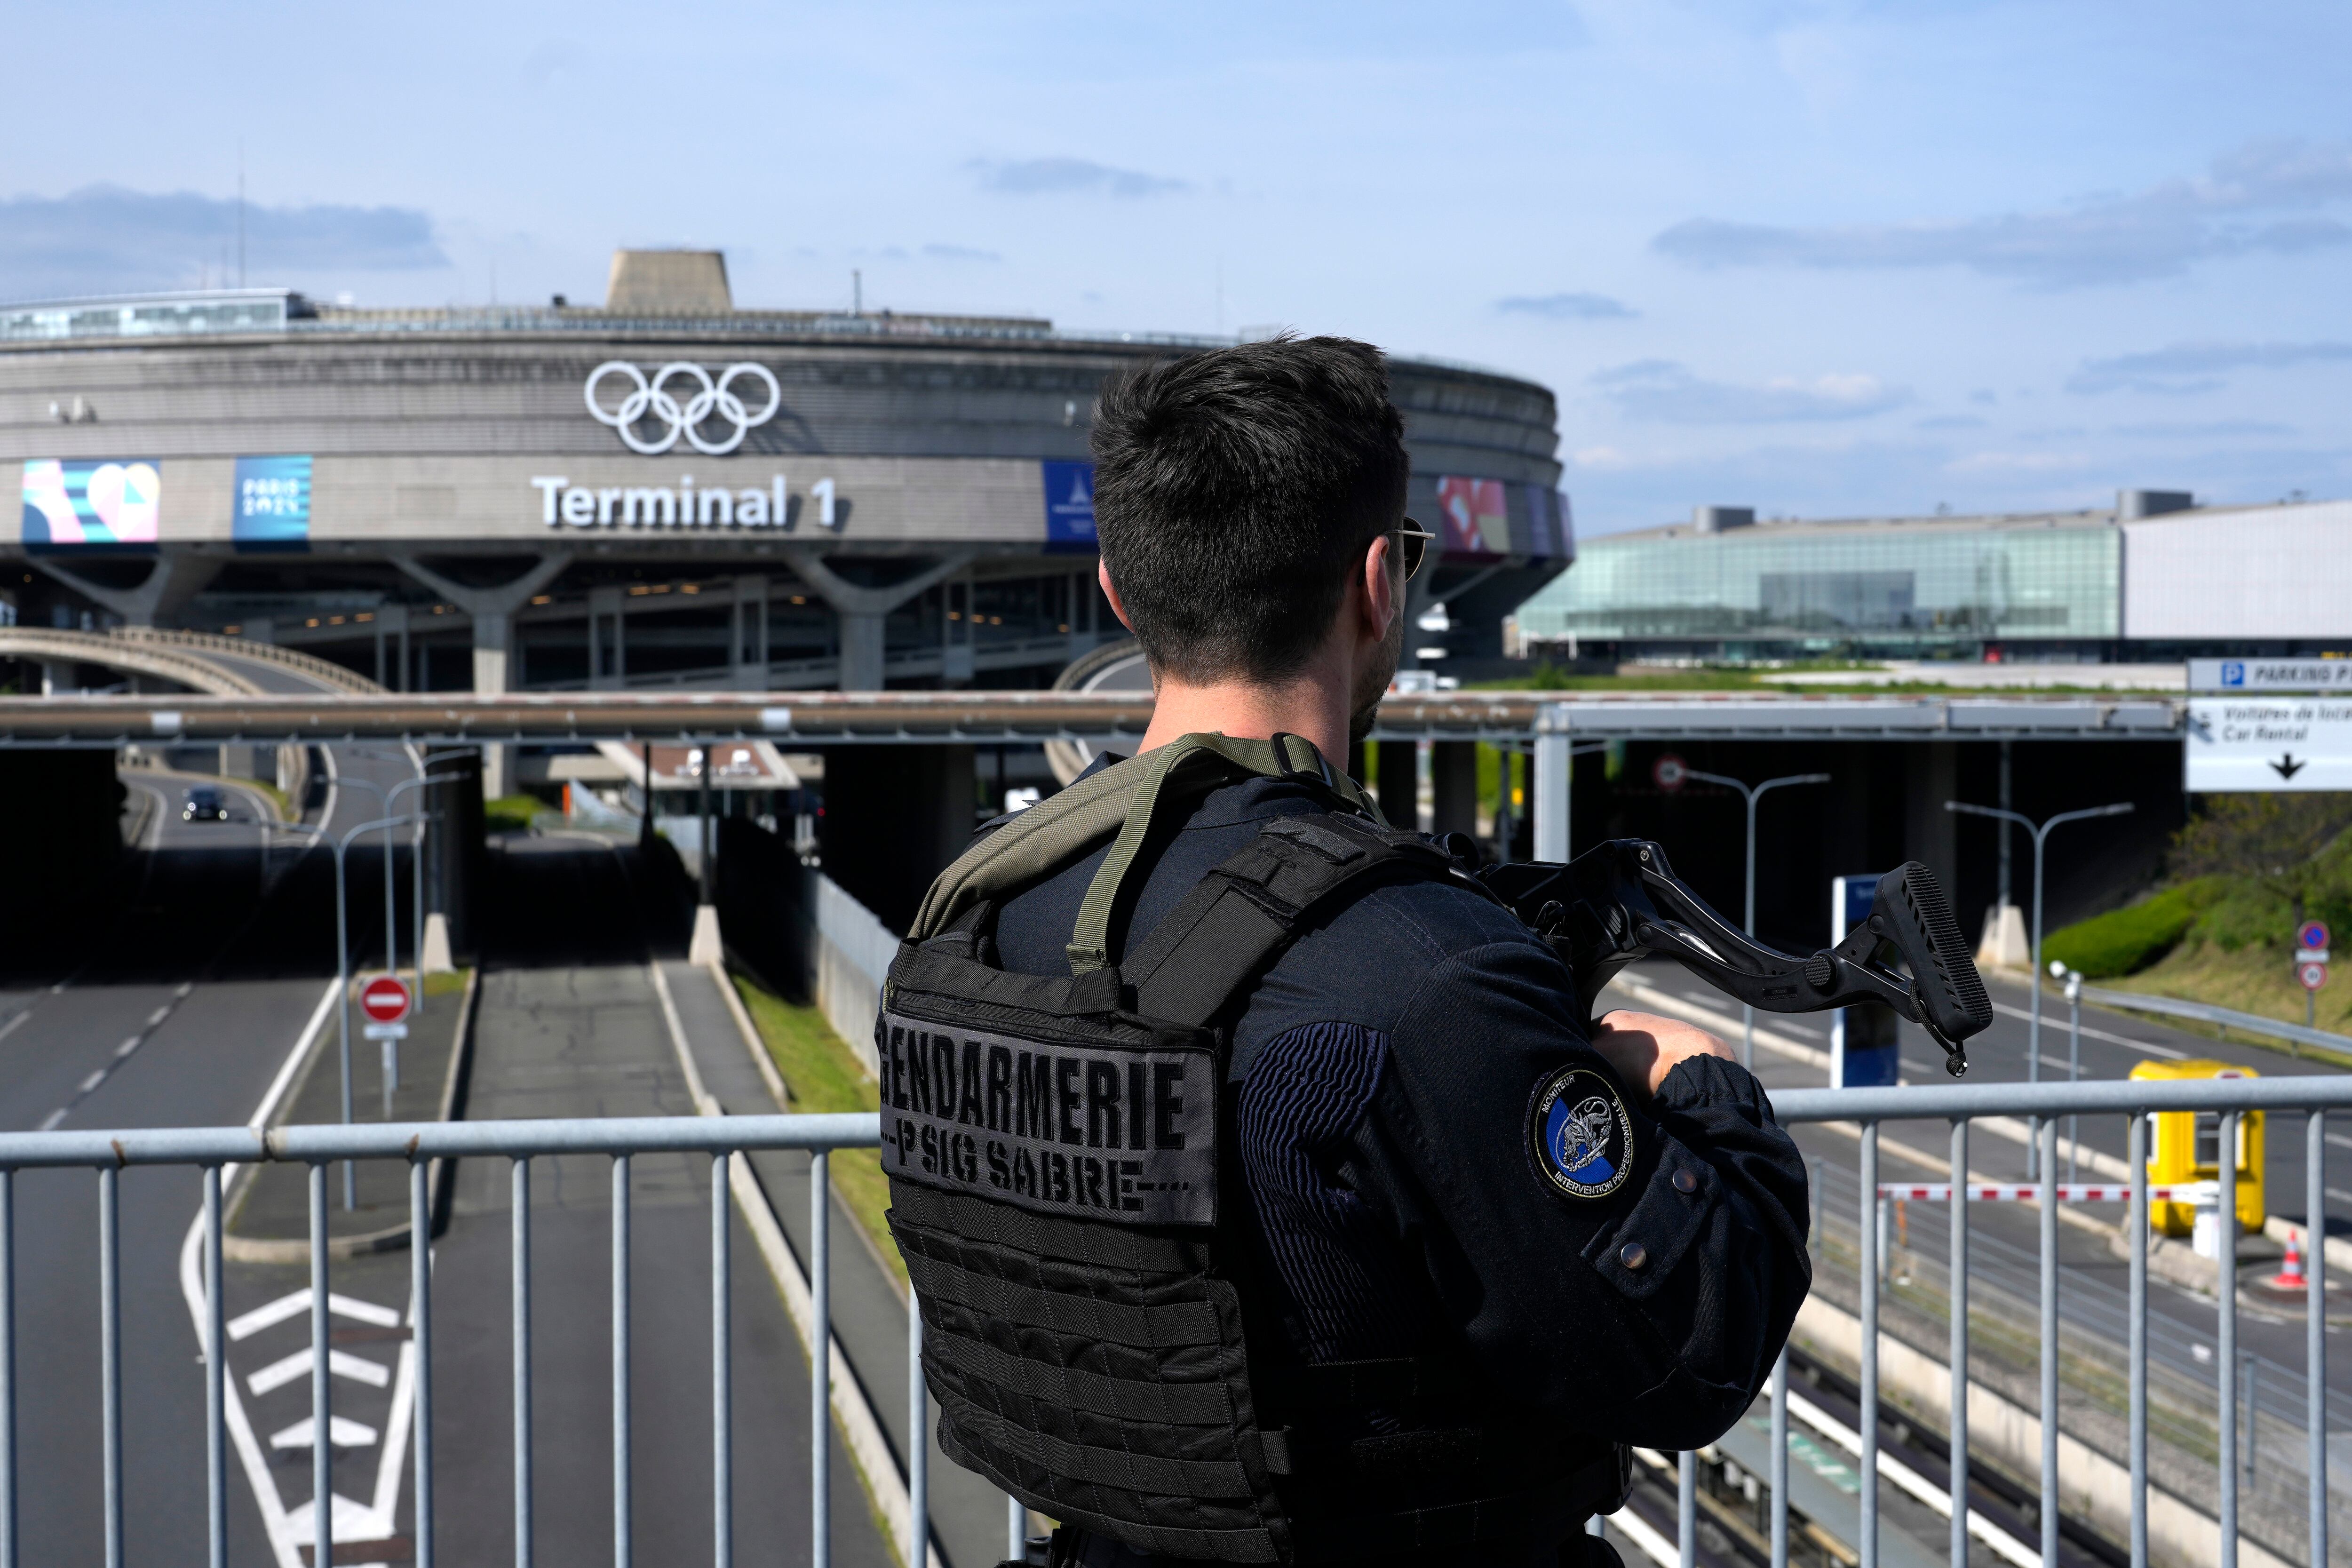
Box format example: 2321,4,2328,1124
7,1,2350,536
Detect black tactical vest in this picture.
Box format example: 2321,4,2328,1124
881,734,1630,1565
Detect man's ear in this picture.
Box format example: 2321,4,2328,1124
1359,533,1399,641
1098,559,1137,633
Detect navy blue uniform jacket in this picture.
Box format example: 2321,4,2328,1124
988,763,1812,1457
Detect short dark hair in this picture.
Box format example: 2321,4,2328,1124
1090,334,1409,685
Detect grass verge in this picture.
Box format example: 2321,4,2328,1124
729,970,905,1288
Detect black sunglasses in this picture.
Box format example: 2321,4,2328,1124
1395,519,1436,582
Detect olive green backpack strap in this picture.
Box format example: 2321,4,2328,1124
906,731,1383,956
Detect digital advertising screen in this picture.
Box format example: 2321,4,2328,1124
21,459,161,549
233,455,312,551
1041,460,1097,551
1434,475,1507,558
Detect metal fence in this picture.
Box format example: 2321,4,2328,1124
1759,1075,2349,1568
0,1077,2342,1568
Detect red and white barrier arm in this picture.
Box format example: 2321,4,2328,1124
1875,1182,2220,1203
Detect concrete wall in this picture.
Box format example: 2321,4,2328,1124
2124,499,2352,641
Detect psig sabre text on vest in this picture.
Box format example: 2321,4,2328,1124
881,1012,1219,1226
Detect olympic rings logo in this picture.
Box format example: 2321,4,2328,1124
583,361,783,455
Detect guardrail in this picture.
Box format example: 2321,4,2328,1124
0,1113,889,1568
0,1078,2340,1568
1754,1075,2348,1568
2078,983,2352,1059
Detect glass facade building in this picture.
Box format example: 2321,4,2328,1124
1516,516,2122,652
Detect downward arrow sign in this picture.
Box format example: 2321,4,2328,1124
2272,754,2308,780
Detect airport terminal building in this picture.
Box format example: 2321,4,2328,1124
0,251,1572,733
1515,491,2352,663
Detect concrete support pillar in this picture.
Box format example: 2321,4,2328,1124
588,586,625,689
471,611,512,798
784,548,975,693
389,553,572,801
32,547,222,628
838,612,888,692
1430,741,1479,840
817,744,976,932
1375,740,1419,830
1904,741,1959,897
1533,703,1570,862
943,575,975,686
731,574,769,690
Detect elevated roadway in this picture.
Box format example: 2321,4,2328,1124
0,687,2186,746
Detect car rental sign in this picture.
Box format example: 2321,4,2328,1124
2185,697,2352,791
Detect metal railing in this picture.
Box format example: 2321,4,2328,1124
1747,1075,2349,1568
2077,983,2352,1059
0,1112,887,1568
0,1077,2343,1568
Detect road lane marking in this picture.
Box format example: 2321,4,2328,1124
246,1346,392,1395
268,1415,380,1450
146,1007,170,1027
229,1288,403,1341
78,1070,104,1093
1989,999,2193,1059
35,1109,64,1132
115,1037,140,1059
175,975,362,1568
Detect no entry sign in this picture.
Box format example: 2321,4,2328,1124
360,975,412,1024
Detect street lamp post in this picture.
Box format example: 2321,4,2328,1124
2051,960,2086,1180
1947,799,2133,1177
1684,769,1832,1070
333,813,416,1210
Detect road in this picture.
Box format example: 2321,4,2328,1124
196,834,892,1568
0,643,442,1563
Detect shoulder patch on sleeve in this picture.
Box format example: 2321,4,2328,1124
1526,1065,1634,1202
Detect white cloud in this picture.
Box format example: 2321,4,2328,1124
2067,340,2352,395
967,158,1188,198
1652,139,2352,288
1592,360,1909,423
1496,291,1636,320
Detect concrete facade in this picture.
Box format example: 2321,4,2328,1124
0,293,1573,708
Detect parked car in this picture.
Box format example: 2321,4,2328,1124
182,787,229,822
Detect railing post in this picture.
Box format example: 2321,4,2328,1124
2217,1111,2238,1568
811,1149,830,1568
0,1168,13,1568
412,1155,434,1568
514,1156,532,1568
100,1165,123,1568
2039,1117,2058,1568
1858,1122,1878,1568
909,1306,928,1568
310,1163,331,1568
1768,1346,1788,1568
204,1165,226,1568
613,1154,631,1568
1677,1449,1696,1568
1948,1121,1969,1568
2128,1113,2148,1568
1532,703,1570,862
2308,1111,2328,1568
713,1152,732,1568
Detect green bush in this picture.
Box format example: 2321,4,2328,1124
2044,886,2202,978
483,795,542,835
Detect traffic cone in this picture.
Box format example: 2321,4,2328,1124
2273,1232,2309,1289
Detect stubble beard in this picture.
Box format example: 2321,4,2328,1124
1346,605,1406,746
